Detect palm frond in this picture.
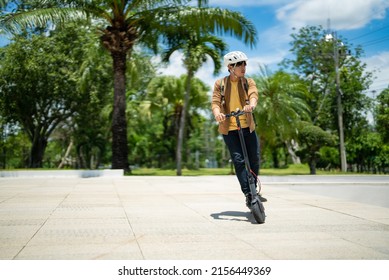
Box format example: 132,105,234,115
0,0,8,10
1,7,87,34
179,7,258,48
136,5,257,50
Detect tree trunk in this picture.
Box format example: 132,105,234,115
77,145,86,169
309,161,316,175
308,152,317,175
272,150,279,168
285,140,301,164
58,139,73,169
176,72,192,176
29,135,47,168
111,52,129,172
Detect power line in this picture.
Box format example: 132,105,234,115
349,24,389,41
368,86,388,93
361,35,389,47
334,9,389,49
372,78,389,84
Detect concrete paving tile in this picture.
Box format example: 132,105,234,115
28,224,135,246
0,225,41,239
0,245,25,259
129,222,220,236
136,233,240,244
332,230,389,255
123,207,208,223
44,217,129,226
138,238,270,259
140,248,270,260
50,206,126,219
0,205,57,219
14,242,143,260
257,238,388,259
330,205,389,220
375,218,389,225
239,230,389,259
0,218,45,226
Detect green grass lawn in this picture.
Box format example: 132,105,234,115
128,164,343,176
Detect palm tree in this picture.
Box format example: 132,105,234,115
1,0,257,172
145,75,185,167
145,75,209,168
162,31,229,175
253,66,310,167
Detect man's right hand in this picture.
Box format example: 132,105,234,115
215,113,226,123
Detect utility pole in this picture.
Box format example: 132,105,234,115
328,30,347,172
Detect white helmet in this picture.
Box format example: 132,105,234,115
223,51,248,67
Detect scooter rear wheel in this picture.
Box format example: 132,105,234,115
251,200,266,224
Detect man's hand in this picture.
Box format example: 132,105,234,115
215,113,226,123
243,104,255,112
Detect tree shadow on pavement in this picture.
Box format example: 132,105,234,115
210,211,257,224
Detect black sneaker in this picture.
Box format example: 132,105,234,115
245,193,252,208
258,194,267,202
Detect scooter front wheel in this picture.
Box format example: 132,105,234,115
251,200,266,224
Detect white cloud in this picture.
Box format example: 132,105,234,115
361,51,389,124
153,52,186,77
276,0,389,30
195,60,219,89
210,0,389,30
257,24,293,53
208,0,289,7
155,51,220,94
363,51,389,95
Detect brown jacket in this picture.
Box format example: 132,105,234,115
212,76,258,135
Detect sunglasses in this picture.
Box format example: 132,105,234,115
233,61,247,67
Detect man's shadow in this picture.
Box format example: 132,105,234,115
210,211,257,224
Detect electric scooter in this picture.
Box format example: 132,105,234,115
225,109,266,224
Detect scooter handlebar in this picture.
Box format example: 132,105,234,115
225,109,247,118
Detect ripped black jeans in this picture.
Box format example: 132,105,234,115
223,128,260,195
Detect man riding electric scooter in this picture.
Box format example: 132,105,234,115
211,51,267,212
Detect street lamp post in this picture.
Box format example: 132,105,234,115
328,31,347,172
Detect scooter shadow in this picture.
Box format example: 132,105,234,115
210,211,257,224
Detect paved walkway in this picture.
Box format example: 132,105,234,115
0,175,388,260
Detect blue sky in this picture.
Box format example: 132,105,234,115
1,0,388,96
160,0,389,97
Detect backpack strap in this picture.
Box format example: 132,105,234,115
219,77,227,106
242,77,257,127
241,77,249,105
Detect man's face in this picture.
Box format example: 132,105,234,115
229,61,246,77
